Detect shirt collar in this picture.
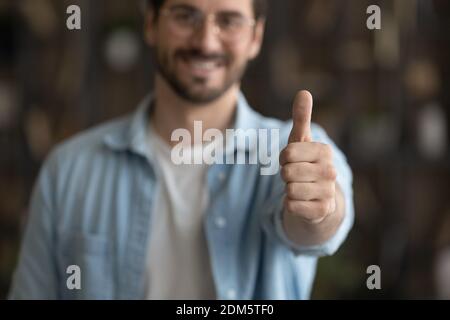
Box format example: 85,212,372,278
103,91,260,157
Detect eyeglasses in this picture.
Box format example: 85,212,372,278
160,6,256,42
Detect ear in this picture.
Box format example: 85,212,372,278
248,19,265,60
144,9,158,46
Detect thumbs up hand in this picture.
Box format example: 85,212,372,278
280,91,337,224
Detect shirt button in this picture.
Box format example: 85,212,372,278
227,289,237,299
215,216,227,228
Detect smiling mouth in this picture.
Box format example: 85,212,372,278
181,56,226,74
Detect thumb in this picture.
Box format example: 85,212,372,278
288,90,313,143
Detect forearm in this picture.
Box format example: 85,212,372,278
282,182,346,247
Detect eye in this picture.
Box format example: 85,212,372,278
172,8,197,25
217,14,244,30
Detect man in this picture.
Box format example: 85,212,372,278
9,0,354,299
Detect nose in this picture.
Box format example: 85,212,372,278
190,15,223,52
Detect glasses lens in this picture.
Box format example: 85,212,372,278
166,8,254,41
170,8,197,28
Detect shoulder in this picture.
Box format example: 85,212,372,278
50,115,129,162
40,115,132,185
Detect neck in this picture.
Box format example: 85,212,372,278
151,74,240,146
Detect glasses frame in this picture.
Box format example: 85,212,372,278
160,6,257,41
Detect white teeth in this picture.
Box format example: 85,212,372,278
191,60,216,70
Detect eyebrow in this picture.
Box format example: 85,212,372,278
168,4,246,17
168,4,198,12
217,10,246,17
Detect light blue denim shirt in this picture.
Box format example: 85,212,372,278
9,92,354,300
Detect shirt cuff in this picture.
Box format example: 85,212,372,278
273,180,354,257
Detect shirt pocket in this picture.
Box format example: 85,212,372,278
56,232,115,299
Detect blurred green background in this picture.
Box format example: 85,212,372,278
0,0,449,299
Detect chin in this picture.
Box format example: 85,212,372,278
182,90,225,104
179,80,229,104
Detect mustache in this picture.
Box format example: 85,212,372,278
175,49,230,63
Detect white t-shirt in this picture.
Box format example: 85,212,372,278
145,124,216,299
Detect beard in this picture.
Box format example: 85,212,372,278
155,47,248,104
